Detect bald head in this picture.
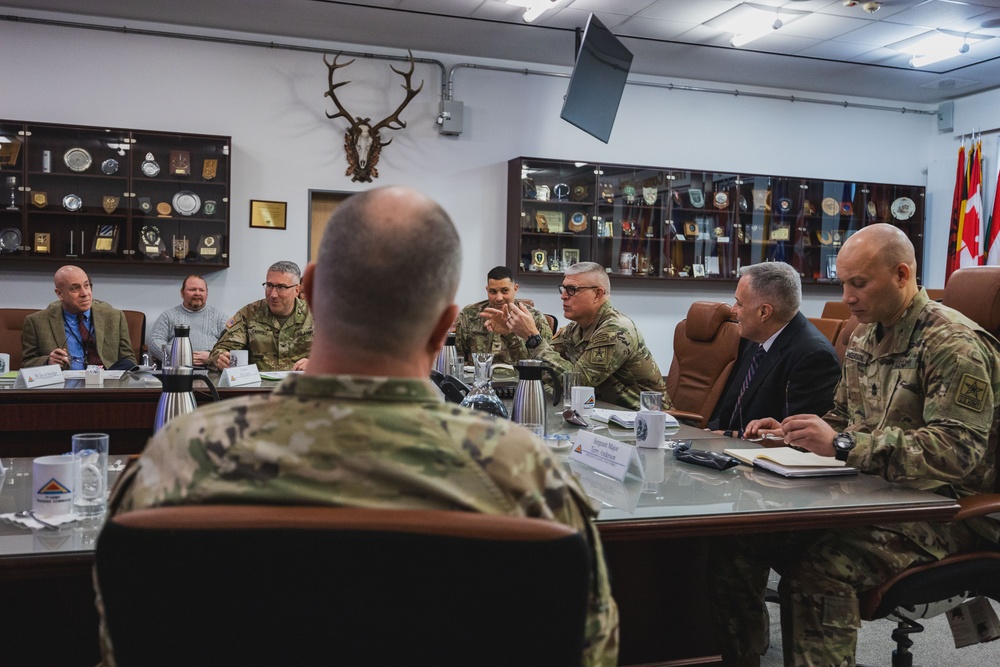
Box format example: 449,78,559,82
836,224,919,326
53,265,93,315
310,186,461,354
839,224,916,274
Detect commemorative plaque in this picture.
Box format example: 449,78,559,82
92,224,120,253
32,191,47,209
170,150,191,176
173,236,190,260
571,184,588,202
642,187,657,206
203,200,217,216
137,197,152,214
103,195,120,214
140,225,163,257
198,234,222,258
34,232,50,254
156,202,172,217
530,249,547,271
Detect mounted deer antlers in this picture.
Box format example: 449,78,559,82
323,50,424,183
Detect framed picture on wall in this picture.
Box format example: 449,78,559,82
250,200,287,230
561,248,580,266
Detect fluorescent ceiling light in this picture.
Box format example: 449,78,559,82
718,4,807,49
898,30,988,68
506,0,563,23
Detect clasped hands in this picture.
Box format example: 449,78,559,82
743,414,838,458
480,303,538,340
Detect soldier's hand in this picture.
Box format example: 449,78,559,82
215,351,231,370
292,358,308,371
193,351,210,366
507,303,538,340
743,417,782,440
480,307,512,335
779,414,837,456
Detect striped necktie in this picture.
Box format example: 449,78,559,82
730,344,766,427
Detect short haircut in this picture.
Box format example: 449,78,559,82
565,261,610,295
268,260,302,282
738,262,801,322
487,266,513,282
314,187,461,352
181,275,206,291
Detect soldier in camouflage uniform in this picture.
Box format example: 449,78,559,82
209,260,313,372
99,187,618,667
454,265,552,363
483,261,668,411
711,224,1000,667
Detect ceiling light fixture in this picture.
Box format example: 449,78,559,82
506,0,563,24
724,4,808,49
905,31,983,68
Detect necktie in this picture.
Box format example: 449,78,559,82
730,344,766,428
77,313,102,366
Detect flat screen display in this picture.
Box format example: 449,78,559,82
559,14,633,144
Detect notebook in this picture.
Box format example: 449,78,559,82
723,446,859,478
591,408,680,429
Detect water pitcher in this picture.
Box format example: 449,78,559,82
154,366,220,432
510,359,561,433
459,352,508,419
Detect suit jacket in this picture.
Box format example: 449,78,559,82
708,311,840,432
22,300,136,368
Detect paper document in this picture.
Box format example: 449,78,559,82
724,446,858,478
592,408,679,429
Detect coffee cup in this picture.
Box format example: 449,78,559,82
32,454,78,516
230,350,249,367
0,352,10,373
635,410,667,449
571,386,595,417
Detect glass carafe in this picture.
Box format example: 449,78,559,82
460,353,509,419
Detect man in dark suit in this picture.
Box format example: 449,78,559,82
708,261,840,438
21,265,135,370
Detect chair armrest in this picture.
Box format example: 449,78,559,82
954,493,1000,521
665,409,704,427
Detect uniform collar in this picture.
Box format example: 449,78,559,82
869,288,929,356
275,374,444,403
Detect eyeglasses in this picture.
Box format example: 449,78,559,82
558,285,599,297
66,281,93,294
262,282,299,294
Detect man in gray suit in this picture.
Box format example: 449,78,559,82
21,265,135,370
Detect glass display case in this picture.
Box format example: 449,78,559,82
0,120,231,268
506,157,924,286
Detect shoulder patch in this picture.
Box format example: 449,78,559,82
955,373,988,412
225,317,238,328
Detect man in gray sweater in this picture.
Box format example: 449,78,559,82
150,275,228,366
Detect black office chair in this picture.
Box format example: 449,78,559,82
96,505,591,667
856,265,1000,666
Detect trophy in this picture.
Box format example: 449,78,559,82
6,176,18,210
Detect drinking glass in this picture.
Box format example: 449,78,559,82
72,433,109,517
640,391,664,412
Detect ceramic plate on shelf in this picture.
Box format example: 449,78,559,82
891,197,915,220
101,158,119,175
62,194,83,211
821,197,840,216
64,147,92,172
0,227,21,252
172,191,201,216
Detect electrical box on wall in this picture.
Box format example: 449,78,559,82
437,100,464,136
938,101,955,133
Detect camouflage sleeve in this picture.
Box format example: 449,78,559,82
209,308,250,367
454,307,472,362
852,329,997,495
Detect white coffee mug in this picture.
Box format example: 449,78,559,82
635,410,667,449
230,350,249,367
32,454,78,516
0,352,9,373
571,386,595,417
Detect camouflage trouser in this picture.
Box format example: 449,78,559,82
707,521,978,667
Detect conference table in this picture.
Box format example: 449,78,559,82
0,386,962,666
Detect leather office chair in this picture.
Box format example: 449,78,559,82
0,307,37,370
122,309,146,358
834,315,861,363
821,301,851,320
807,316,844,345
546,313,559,334
857,265,1000,667
96,505,591,667
664,301,740,428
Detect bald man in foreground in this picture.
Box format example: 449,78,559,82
98,186,618,666
709,224,1000,667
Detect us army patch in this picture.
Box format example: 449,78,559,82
956,373,987,412
588,345,611,369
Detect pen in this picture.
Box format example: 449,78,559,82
785,381,790,418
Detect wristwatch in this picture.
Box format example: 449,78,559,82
833,432,856,462
525,334,542,349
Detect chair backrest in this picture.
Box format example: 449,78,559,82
807,317,844,345
121,309,146,357
0,307,38,370
96,505,590,667
924,287,945,302
821,301,851,320
545,313,559,334
942,266,1000,337
664,301,741,427
833,315,861,363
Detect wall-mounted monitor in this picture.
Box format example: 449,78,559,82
559,14,633,144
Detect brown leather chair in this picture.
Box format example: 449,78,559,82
0,308,38,371
924,287,945,302
122,309,146,358
833,315,861,363
821,301,851,320
96,506,591,667
664,301,741,428
807,317,844,345
857,265,1000,666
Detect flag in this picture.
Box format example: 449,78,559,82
946,143,966,282
986,141,1000,265
960,140,984,268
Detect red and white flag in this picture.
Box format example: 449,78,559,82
986,141,1000,266
960,140,984,268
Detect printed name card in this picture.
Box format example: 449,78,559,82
17,364,65,389
569,430,644,482
218,364,262,387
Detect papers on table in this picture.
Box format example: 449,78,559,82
723,446,858,478
258,371,303,381
591,408,679,429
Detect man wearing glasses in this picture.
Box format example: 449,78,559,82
209,260,313,371
483,261,667,410
21,264,136,370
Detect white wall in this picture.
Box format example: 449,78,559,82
0,17,943,369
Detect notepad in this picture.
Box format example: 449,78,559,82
591,408,679,429
723,446,859,478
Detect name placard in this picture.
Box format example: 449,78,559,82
569,460,643,512
16,365,65,389
218,364,262,387
569,430,644,482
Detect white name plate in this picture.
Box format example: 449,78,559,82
218,363,262,387
569,430,644,482
18,364,65,389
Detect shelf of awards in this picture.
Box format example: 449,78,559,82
0,120,231,268
507,157,924,287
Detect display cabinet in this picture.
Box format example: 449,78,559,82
0,120,231,268
506,157,924,286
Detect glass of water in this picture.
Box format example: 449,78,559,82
640,391,664,412
72,433,109,517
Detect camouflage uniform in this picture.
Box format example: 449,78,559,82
454,299,552,364
505,300,669,411
711,289,1000,666
100,375,619,667
209,298,313,371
